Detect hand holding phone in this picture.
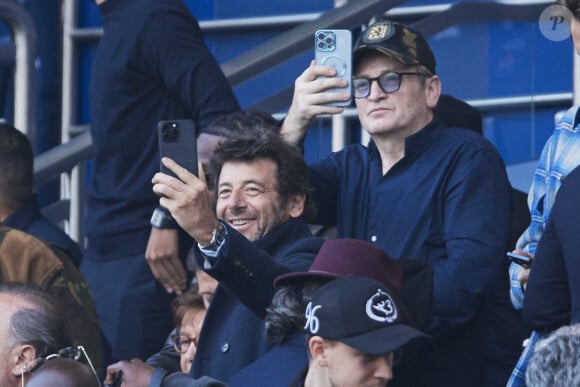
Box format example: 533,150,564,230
314,29,352,106
158,119,198,178
506,251,532,268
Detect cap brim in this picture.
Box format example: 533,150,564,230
273,270,341,288
339,324,429,356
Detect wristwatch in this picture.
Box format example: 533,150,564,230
150,207,177,229
200,222,226,251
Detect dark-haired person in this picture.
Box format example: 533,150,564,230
292,276,428,387
281,19,513,386
0,123,82,265
84,0,240,367
0,283,70,387
106,111,321,386
227,238,413,386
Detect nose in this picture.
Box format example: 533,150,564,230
368,78,387,100
374,353,394,381
184,337,198,357
225,188,246,210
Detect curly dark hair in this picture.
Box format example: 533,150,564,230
208,111,316,222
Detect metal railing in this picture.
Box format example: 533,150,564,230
0,1,35,136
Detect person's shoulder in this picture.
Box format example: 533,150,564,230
437,124,495,151
560,164,580,188
26,358,99,387
0,225,63,285
23,216,83,263
290,235,325,252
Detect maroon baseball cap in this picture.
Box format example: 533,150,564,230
274,238,402,295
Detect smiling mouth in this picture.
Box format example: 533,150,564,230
229,219,255,226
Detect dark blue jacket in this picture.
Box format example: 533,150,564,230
227,332,307,387
189,218,321,382
524,165,580,330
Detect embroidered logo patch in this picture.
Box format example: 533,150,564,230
365,288,398,323
363,21,394,44
304,302,322,334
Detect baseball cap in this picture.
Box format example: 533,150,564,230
353,19,436,75
273,239,402,296
304,275,429,355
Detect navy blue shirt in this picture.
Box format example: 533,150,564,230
87,0,240,246
308,118,512,337
4,195,83,265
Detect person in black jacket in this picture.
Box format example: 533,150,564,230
84,0,240,368
105,111,322,386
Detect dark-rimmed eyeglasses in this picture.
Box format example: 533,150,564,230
353,71,425,98
171,333,198,354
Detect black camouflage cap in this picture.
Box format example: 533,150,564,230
354,19,436,75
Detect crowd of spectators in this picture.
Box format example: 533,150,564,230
2,1,580,386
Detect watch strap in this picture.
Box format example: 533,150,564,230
150,207,177,229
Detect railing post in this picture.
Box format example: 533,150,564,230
0,1,36,136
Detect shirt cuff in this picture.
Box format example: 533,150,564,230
198,225,226,268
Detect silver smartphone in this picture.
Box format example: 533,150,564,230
314,29,352,106
157,119,198,178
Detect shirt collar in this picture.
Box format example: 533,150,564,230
3,195,39,230
367,117,443,160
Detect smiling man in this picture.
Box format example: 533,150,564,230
143,112,321,385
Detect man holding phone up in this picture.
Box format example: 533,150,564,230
105,113,321,386
84,0,240,368
281,19,515,386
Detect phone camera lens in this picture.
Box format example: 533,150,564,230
162,122,179,142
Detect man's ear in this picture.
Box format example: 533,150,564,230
308,336,329,367
10,344,38,377
425,75,442,109
287,194,306,218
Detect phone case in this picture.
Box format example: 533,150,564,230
157,119,198,177
314,29,352,107
506,252,532,267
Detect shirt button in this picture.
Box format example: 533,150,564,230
371,235,377,242
220,342,230,353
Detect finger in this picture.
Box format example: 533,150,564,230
162,258,187,293
147,257,176,294
198,161,207,185
162,157,198,184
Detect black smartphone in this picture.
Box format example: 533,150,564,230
314,29,352,106
506,252,532,267
157,119,198,177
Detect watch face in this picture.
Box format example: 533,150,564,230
151,209,174,228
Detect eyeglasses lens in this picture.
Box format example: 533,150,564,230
173,335,196,353
379,73,401,93
353,72,402,98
